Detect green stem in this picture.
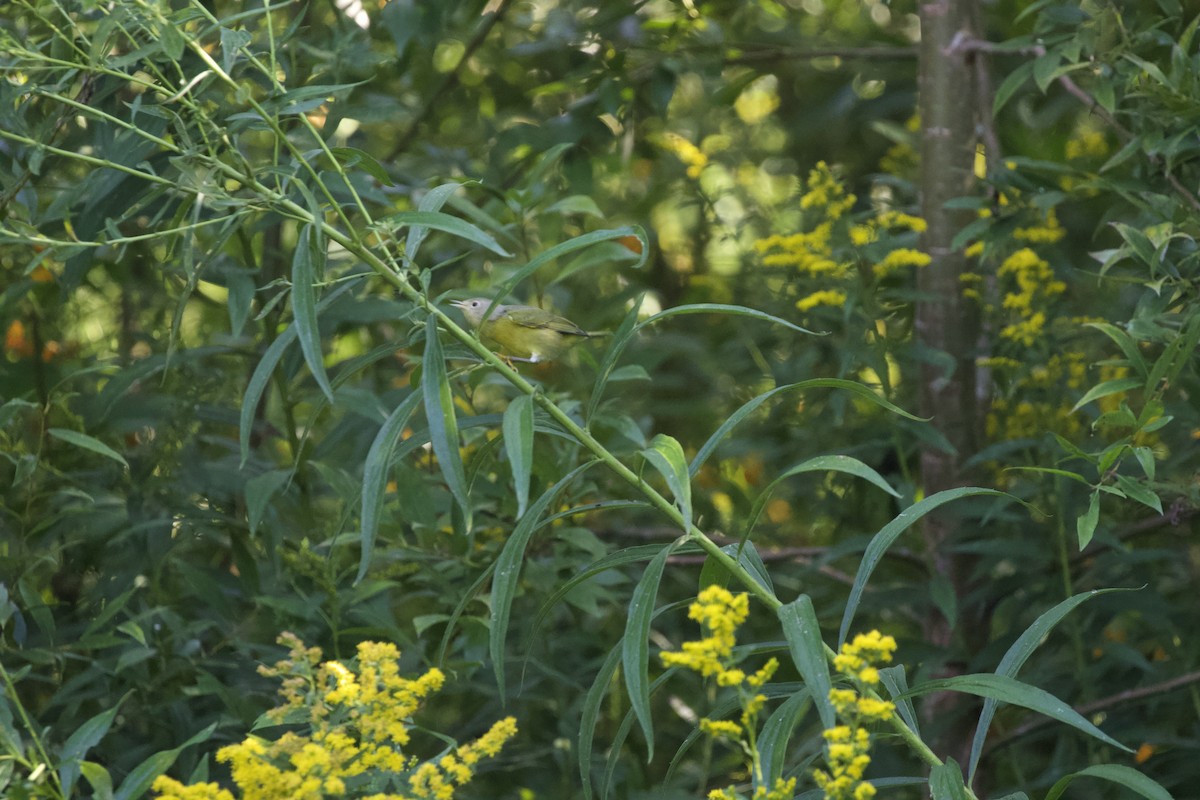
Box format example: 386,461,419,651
0,663,68,800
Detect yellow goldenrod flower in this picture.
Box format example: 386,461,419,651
796,289,848,312
872,248,931,279
656,132,709,178
875,210,927,232
699,717,744,739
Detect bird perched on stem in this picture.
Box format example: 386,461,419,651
451,298,608,363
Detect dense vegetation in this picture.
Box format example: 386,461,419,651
2,1,1199,798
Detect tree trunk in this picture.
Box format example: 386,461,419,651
916,0,983,770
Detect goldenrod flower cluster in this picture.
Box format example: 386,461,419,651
871,248,931,279
707,776,797,800
982,352,1120,443
152,634,517,800
814,726,876,800
796,289,848,312
1014,208,1066,244
995,248,1066,346
754,160,931,320
656,132,709,179
755,225,846,277
800,162,857,220
663,586,782,793
813,631,898,800
661,585,750,681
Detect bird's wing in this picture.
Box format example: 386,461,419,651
506,307,589,336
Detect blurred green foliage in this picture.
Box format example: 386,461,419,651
1,0,1198,799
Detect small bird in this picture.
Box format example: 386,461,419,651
451,297,607,363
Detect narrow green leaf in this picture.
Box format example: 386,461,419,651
491,462,597,700
691,379,924,478
113,722,217,800
245,469,290,537
1083,322,1148,378
291,223,334,403
586,294,644,423
778,595,835,729
422,315,471,529
59,705,121,795
904,674,1130,752
603,668,678,800
967,588,1128,783
530,543,699,646
226,271,255,337
1044,764,1173,800
757,690,811,789
994,59,1036,113
744,455,899,541
878,665,920,736
240,329,296,466
47,429,127,468
502,394,535,519
79,762,113,800
436,562,496,667
1121,54,1171,88
623,539,683,762
1132,446,1155,481
1076,490,1100,550
329,146,392,185
381,210,511,257
1147,314,1200,394
1005,466,1091,485
1032,50,1063,92
219,27,252,73
358,392,423,583
839,488,1008,646
1113,474,1163,514
500,226,650,301
699,542,774,595
930,758,971,800
580,641,623,800
1071,377,1143,412
406,183,466,265
640,434,692,531
636,302,818,338
545,194,605,217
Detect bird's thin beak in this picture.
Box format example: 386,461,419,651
450,300,467,310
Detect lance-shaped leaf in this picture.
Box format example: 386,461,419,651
357,392,423,583
48,429,127,468
902,673,1130,752
839,488,1007,646
291,223,334,403
422,314,471,529
502,394,535,519
778,595,835,729
966,588,1130,783
639,434,691,532
691,378,925,478
1043,764,1173,800
379,209,510,257
623,539,684,762
490,461,597,699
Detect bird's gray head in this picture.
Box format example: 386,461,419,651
451,298,503,328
